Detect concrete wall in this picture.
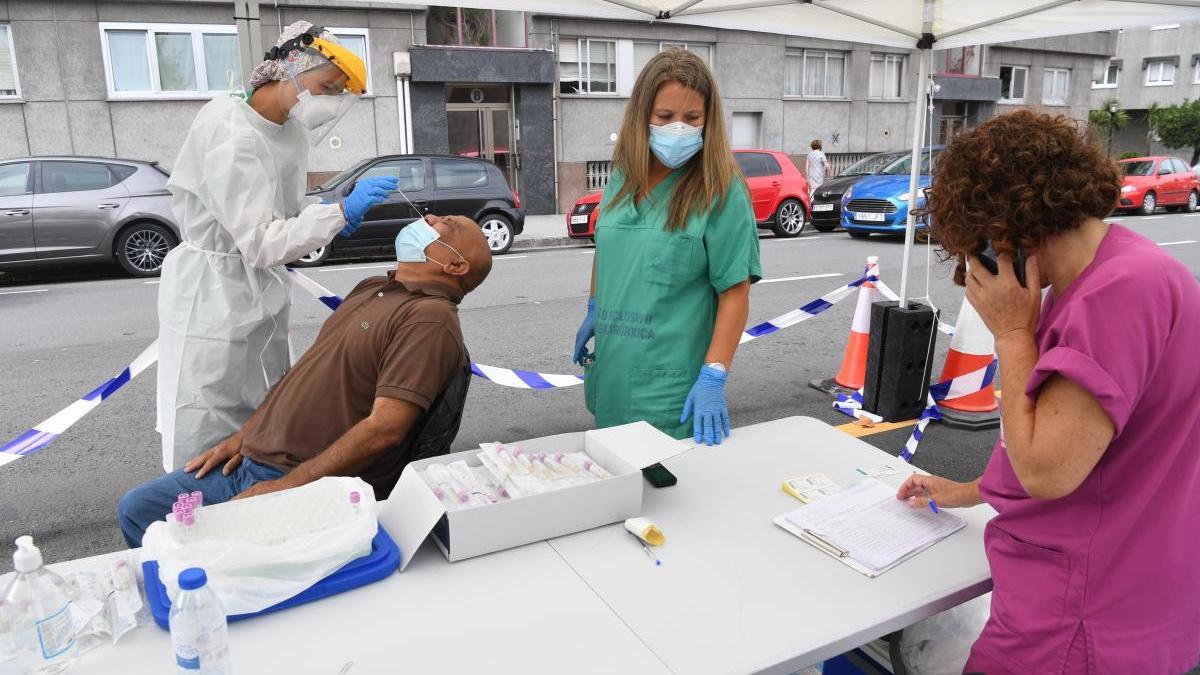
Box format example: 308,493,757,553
986,46,1100,122
1088,23,1200,111
542,17,917,165
0,0,421,173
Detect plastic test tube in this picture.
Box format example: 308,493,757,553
583,459,613,480
190,491,203,505
553,453,585,476
497,446,521,473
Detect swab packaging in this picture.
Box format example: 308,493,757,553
382,421,689,565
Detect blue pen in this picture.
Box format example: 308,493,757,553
923,486,939,514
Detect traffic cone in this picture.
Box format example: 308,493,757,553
936,296,1001,430
809,256,882,397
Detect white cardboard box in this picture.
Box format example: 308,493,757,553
379,421,689,568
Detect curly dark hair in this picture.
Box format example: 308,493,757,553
927,109,1121,285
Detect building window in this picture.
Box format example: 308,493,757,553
1042,67,1069,105
0,24,19,98
1145,59,1175,86
785,49,846,98
998,65,1028,103
943,46,981,76
99,23,241,98
1093,60,1119,88
327,28,373,95
559,38,616,95
1194,59,1200,84
633,41,711,78
426,8,526,48
869,53,905,99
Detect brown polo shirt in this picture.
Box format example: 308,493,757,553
242,272,466,494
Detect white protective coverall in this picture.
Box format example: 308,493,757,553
157,93,345,471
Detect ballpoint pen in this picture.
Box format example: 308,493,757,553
923,486,939,514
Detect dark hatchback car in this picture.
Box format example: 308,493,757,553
809,151,906,232
0,157,180,277
298,154,525,264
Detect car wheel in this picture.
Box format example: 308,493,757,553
813,223,836,233
1186,190,1199,213
291,245,331,268
771,199,807,238
115,222,175,277
1140,192,1157,216
480,214,514,255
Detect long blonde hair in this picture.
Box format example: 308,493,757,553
611,49,740,231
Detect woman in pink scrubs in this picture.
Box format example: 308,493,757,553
897,110,1200,674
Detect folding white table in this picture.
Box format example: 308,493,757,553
22,416,994,674
548,416,996,675
34,542,670,674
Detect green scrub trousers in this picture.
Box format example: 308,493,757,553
585,169,763,440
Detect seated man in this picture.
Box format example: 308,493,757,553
119,215,493,547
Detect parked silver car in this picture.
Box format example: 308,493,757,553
0,157,180,277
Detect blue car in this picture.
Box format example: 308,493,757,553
841,146,944,238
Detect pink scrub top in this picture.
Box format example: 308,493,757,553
966,225,1200,674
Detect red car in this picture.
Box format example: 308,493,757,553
1117,156,1200,215
567,149,812,239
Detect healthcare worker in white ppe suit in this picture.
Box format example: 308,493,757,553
157,21,398,471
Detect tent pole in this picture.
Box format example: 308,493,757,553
897,46,930,310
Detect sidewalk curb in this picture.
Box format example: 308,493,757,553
511,236,593,252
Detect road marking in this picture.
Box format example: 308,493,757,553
0,288,48,296
494,255,528,261
1158,240,1197,247
1140,215,1167,220
317,264,395,273
144,280,160,285
760,273,844,285
765,235,825,243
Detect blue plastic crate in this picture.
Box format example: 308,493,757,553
143,525,401,630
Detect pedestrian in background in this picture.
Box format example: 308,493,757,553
571,49,761,446
157,22,396,472
897,110,1200,673
805,139,833,202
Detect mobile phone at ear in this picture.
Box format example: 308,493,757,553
978,240,1027,287
642,463,677,488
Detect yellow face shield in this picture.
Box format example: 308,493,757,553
308,38,367,96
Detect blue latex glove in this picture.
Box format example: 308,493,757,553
340,176,399,237
573,297,596,366
680,365,730,446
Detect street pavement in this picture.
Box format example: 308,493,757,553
2,212,1199,570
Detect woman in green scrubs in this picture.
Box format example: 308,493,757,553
572,49,762,446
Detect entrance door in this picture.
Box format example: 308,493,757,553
446,86,518,191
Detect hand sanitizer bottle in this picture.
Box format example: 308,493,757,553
1,536,77,673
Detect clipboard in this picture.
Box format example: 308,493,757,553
773,478,966,578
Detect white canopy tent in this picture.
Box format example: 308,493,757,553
365,0,1200,305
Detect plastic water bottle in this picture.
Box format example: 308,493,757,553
1,536,77,674
169,568,232,674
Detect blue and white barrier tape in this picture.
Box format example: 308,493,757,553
832,359,997,462
1,264,884,466
740,272,877,344
1,341,159,467
285,268,586,389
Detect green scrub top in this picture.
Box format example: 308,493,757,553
585,168,763,440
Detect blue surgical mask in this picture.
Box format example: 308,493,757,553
649,122,704,169
395,219,464,270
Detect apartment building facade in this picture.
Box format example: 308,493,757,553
1088,21,1200,158
0,0,1113,216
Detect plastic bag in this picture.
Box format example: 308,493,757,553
141,477,377,616
898,593,991,675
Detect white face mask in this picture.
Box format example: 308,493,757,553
288,90,341,131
